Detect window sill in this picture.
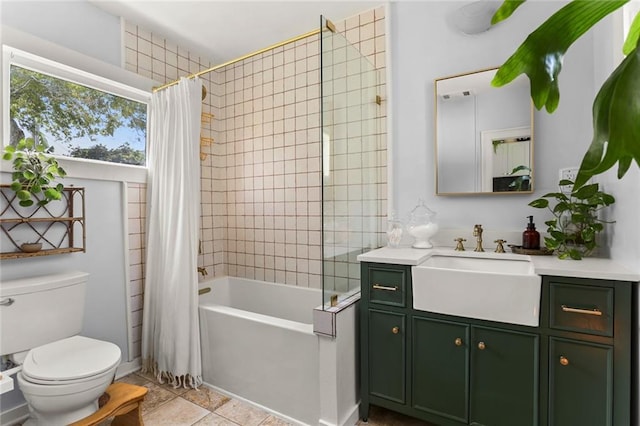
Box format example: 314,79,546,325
0,157,147,184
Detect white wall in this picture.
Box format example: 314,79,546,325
0,2,137,414
390,1,597,233
592,12,640,274
0,1,122,67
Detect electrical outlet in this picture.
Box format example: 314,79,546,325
559,167,579,192
559,167,579,183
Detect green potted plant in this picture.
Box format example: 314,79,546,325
2,137,67,207
528,179,615,260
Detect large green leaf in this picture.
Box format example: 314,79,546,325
491,0,527,25
492,0,627,113
623,11,640,55
574,42,640,187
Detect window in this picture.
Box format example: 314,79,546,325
4,46,149,167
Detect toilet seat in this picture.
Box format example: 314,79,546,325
21,335,121,385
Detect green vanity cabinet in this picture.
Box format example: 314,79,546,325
413,317,469,422
542,276,633,426
360,262,636,426
360,262,412,421
368,309,407,404
412,318,538,426
469,326,538,426
548,337,612,426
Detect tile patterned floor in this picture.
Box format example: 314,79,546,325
103,371,434,426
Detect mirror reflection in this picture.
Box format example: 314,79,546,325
435,68,533,195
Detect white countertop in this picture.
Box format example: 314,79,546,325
357,246,640,282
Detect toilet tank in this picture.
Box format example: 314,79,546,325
0,271,89,357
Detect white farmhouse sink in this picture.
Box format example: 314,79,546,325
412,253,541,326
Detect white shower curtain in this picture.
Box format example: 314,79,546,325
142,77,203,388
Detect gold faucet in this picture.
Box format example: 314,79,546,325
494,239,507,253
197,267,208,277
473,224,484,252
454,238,466,251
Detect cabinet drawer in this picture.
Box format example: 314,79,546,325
549,282,614,337
368,266,407,307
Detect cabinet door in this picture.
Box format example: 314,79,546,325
368,309,406,404
548,337,612,426
413,316,469,423
470,326,539,426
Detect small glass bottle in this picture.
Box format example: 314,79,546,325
387,213,404,248
522,215,540,250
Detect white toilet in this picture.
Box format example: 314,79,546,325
1,271,121,425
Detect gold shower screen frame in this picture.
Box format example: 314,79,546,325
153,24,334,94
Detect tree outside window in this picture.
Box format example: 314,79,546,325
9,65,147,166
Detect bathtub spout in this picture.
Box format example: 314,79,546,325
197,267,208,277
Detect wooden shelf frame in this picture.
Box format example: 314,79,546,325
0,185,86,259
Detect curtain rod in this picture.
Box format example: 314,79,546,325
153,27,323,93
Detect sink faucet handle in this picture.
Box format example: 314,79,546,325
473,225,484,252
494,239,507,253
454,238,466,251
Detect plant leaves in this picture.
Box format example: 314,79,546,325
568,249,583,260
623,11,640,55
575,41,640,187
544,237,559,249
17,190,31,201
553,201,570,214
529,198,548,208
44,187,62,200
573,183,599,200
602,193,615,205
491,1,527,25
492,1,627,113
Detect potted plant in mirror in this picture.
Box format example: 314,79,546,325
528,179,615,260
508,165,531,191
2,137,67,207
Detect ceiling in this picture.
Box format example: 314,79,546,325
90,1,381,64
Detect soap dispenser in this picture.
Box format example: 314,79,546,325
522,215,540,250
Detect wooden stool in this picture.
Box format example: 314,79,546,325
70,382,148,426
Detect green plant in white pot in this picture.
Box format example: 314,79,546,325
2,137,67,207
528,179,615,260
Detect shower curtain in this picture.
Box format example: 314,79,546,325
142,77,203,388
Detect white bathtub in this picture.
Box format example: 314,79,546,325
198,276,322,425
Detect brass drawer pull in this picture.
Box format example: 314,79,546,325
392,326,400,334
372,284,399,292
560,356,570,366
561,305,603,316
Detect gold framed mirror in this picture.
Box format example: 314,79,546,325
435,68,534,195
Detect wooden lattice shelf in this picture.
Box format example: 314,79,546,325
0,184,86,259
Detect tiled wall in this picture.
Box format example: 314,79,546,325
126,183,145,359
222,7,387,289
220,35,324,287
122,6,387,357
322,10,388,296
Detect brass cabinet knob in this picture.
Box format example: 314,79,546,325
392,326,400,334
477,341,486,350
454,337,463,346
560,356,569,366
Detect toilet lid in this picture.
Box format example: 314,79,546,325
21,335,121,382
